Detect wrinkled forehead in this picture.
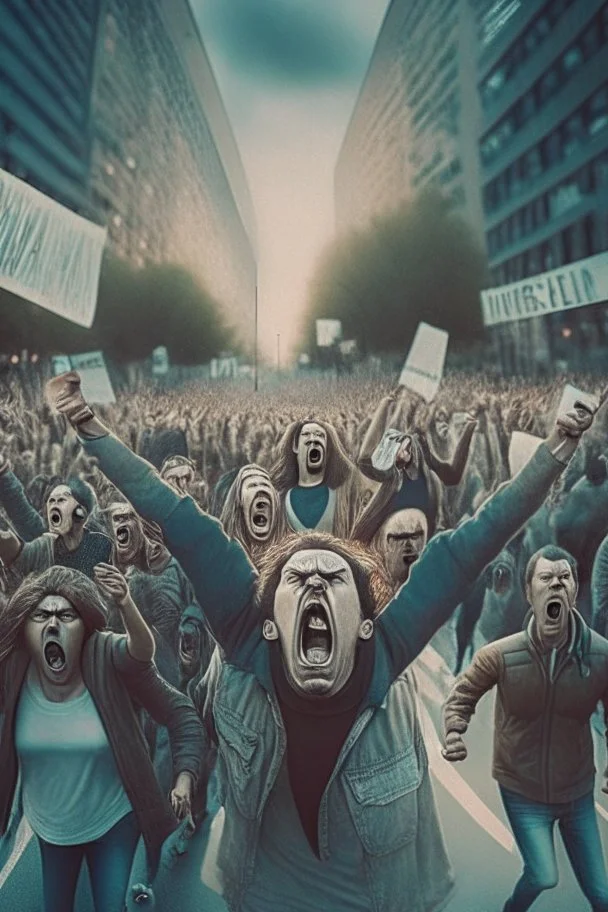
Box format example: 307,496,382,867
282,548,352,578
33,594,74,614
49,484,73,501
109,502,136,521
533,557,573,579
382,508,428,537
240,468,272,488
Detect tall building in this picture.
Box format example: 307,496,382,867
335,0,485,243
476,0,608,371
0,0,256,352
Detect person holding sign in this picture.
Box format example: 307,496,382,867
353,388,478,545
45,369,594,912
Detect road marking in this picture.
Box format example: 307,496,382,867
419,701,515,854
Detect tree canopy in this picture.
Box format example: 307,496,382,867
0,255,237,365
301,188,489,357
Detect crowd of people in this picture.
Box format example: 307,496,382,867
1,365,608,912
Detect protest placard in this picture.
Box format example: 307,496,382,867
398,322,448,402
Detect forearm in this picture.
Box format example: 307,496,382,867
0,530,23,567
121,595,156,662
443,646,500,738
0,471,45,541
359,396,393,463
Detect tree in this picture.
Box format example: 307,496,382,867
302,188,489,357
0,255,237,364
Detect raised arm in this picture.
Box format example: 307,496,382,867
0,458,46,541
358,392,399,482
377,402,595,677
592,533,608,638
46,373,257,657
419,414,478,486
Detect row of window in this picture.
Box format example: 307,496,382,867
490,213,604,286
480,0,576,106
487,151,608,257
483,83,608,214
481,4,608,166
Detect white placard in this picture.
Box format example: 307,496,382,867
339,339,357,356
52,351,115,404
316,319,342,348
152,345,169,376
481,251,608,327
0,168,106,327
557,384,599,416
508,431,543,478
371,428,407,472
398,322,449,402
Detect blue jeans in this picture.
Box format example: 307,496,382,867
500,787,608,912
37,811,140,912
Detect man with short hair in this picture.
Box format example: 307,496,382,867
443,544,608,912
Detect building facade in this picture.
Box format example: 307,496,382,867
0,0,256,352
335,0,485,243
476,0,608,372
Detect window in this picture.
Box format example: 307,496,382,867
539,66,560,104
583,214,599,256
588,86,608,136
562,44,583,74
561,225,575,263
541,241,554,270
563,113,583,156
582,20,601,59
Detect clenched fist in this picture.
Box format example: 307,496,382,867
46,372,94,426
441,730,468,763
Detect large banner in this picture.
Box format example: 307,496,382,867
52,351,115,404
0,168,106,328
481,251,608,328
398,322,449,402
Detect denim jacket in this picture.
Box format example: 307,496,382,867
80,432,565,911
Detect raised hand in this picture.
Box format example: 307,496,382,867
46,372,93,426
94,562,130,609
441,730,468,763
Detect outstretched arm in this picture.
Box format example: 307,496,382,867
442,643,501,762
0,458,46,541
592,534,608,638
46,373,258,659
377,403,595,677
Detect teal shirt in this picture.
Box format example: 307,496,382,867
289,485,330,529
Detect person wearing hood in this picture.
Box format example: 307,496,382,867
442,544,608,912
0,474,112,580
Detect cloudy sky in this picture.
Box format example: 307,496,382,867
189,0,389,360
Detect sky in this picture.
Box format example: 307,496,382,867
190,0,390,361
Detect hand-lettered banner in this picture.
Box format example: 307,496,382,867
0,168,106,327
481,251,608,327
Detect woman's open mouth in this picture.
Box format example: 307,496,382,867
44,641,66,673
116,526,130,548
300,602,332,665
307,446,324,468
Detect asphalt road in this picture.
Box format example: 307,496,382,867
2,649,606,912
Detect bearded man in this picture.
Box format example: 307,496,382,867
0,475,111,580
47,370,594,912
271,419,364,538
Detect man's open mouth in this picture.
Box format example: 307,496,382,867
251,498,271,536
546,599,562,621
402,553,418,565
49,509,62,527
44,640,66,672
116,526,130,548
300,602,332,665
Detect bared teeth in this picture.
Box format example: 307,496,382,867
308,615,328,630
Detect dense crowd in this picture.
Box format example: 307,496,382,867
1,366,608,912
